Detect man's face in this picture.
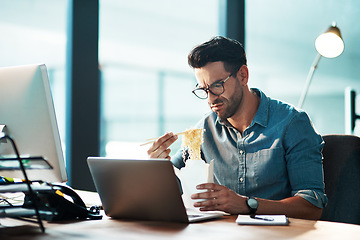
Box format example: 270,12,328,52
194,62,243,120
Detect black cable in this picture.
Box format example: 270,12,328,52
0,197,14,206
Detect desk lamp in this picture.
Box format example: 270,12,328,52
297,22,344,108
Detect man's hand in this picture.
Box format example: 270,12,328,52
147,132,178,160
191,183,323,220
191,183,249,214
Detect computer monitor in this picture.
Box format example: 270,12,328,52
0,64,67,183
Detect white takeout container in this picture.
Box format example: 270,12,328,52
178,159,214,209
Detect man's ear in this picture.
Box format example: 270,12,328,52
236,65,249,86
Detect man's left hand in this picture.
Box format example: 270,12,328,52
191,183,248,214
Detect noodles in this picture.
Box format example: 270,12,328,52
181,128,203,161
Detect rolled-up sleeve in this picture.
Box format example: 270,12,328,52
294,190,328,208
171,149,185,169
285,111,328,208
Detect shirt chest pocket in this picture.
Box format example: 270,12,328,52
248,148,287,187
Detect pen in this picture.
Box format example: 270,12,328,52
250,215,274,221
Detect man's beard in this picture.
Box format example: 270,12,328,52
211,87,243,121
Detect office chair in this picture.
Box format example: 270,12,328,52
320,134,360,225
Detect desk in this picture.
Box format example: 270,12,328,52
2,214,360,240
1,192,360,239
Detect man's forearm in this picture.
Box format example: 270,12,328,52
256,196,322,220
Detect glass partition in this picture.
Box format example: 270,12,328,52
0,0,67,153
99,0,219,157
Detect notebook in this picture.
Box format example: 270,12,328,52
87,157,224,223
236,214,289,225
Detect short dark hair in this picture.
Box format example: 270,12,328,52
187,36,247,74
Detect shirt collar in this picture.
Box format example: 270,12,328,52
251,88,268,128
215,88,269,128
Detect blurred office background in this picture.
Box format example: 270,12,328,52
1,0,359,189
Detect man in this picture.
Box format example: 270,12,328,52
147,36,327,220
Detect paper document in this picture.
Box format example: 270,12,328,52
236,215,289,225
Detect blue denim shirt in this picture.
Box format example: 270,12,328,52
172,88,328,208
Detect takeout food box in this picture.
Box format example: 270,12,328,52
178,159,214,209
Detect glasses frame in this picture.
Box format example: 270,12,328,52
192,73,233,99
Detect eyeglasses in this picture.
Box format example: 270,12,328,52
192,74,232,99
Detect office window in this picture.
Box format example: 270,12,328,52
99,0,219,157
0,0,67,149
245,0,358,135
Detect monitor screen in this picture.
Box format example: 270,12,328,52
0,64,67,183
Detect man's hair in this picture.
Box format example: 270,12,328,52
188,36,247,74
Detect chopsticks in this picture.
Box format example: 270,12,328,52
139,131,186,146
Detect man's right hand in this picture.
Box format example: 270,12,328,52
147,132,178,160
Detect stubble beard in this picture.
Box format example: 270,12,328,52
212,86,243,122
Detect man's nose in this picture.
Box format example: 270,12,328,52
208,91,219,104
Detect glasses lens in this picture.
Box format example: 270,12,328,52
193,89,208,99
209,83,224,95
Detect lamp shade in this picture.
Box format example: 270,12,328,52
315,23,344,58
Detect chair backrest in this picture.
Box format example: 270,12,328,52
321,134,360,224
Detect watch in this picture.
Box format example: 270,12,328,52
246,197,258,215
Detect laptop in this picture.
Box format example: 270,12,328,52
87,157,224,223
